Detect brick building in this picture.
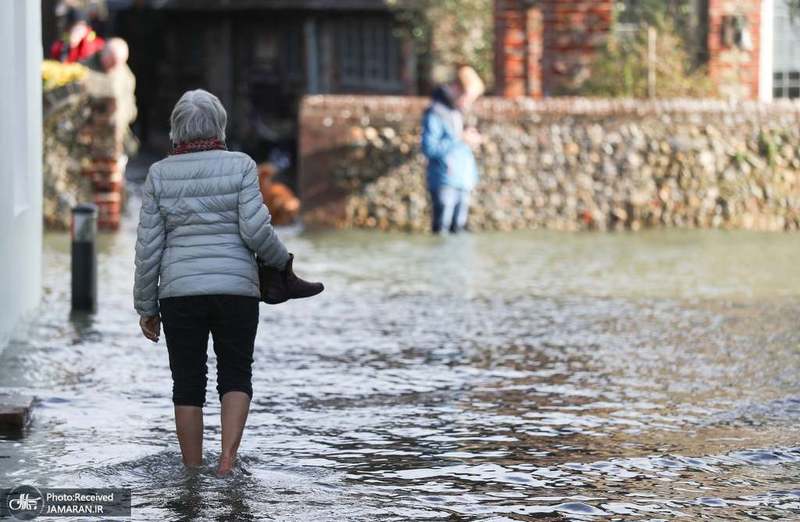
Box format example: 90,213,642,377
495,0,800,101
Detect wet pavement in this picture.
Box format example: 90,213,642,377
1,184,799,521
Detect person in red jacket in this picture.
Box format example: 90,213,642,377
50,7,105,64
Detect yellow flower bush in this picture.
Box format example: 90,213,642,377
42,59,88,91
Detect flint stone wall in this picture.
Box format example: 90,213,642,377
43,72,130,230
43,82,93,230
299,96,800,232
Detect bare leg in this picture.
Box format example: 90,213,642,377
174,405,204,467
217,391,251,476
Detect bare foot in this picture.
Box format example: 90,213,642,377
216,454,235,477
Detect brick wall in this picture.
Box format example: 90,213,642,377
542,0,614,95
81,74,128,231
707,0,762,100
494,0,542,98
494,0,613,98
497,0,764,101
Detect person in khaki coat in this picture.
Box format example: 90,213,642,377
83,37,138,153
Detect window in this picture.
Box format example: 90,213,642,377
339,19,362,82
283,24,304,82
774,0,800,98
335,17,404,91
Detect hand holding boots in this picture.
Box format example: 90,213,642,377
258,253,324,305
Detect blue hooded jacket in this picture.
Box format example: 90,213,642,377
421,86,479,191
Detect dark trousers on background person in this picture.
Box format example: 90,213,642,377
159,294,259,407
430,185,471,234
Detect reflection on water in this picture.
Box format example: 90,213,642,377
0,189,799,520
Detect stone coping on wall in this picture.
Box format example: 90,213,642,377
302,94,800,117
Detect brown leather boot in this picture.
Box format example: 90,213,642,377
258,253,324,305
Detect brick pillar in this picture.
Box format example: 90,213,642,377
80,93,126,231
707,0,762,100
541,0,614,95
494,0,543,98
494,0,613,98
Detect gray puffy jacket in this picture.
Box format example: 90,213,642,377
133,150,289,317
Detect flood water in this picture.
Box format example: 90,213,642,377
1,186,799,521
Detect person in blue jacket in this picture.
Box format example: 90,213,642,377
421,65,485,234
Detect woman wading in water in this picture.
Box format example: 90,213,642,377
133,89,322,476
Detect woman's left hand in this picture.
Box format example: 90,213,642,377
139,315,161,343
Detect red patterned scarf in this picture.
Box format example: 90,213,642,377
170,138,227,155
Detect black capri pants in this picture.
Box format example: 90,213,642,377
159,294,259,407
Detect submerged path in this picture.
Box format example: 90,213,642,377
0,188,799,520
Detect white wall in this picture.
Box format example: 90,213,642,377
0,1,43,349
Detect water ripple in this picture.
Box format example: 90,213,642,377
0,206,799,520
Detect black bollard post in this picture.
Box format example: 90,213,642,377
71,203,98,312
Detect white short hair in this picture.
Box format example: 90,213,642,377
169,89,227,144
102,37,129,61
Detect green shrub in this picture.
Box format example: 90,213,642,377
579,20,716,98
387,0,493,88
